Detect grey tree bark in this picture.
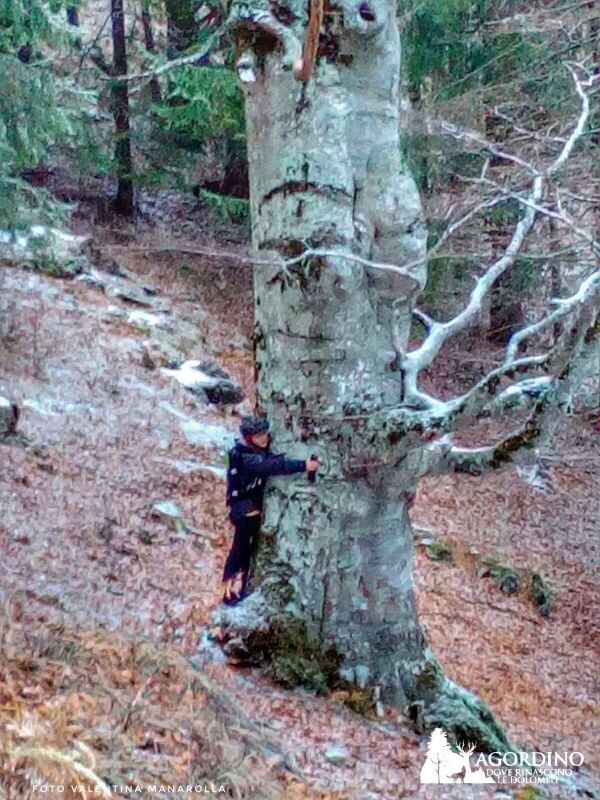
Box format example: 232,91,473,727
214,0,511,750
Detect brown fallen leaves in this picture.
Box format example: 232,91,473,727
1,227,598,799
0,620,343,799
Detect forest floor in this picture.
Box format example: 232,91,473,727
0,203,598,800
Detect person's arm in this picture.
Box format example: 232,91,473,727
241,450,306,477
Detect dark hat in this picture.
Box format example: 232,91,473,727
240,415,270,437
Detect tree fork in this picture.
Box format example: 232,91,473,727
215,0,513,751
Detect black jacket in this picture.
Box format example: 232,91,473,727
226,438,306,522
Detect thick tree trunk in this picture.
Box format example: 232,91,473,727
111,0,134,218
215,0,510,751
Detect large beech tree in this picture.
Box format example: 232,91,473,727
214,0,599,748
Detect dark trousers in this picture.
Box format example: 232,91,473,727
222,514,262,593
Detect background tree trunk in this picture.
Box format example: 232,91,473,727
111,0,134,217
216,0,511,750
66,6,79,25
141,3,162,103
485,201,525,344
165,0,198,57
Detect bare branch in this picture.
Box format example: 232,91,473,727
446,363,554,421
425,194,506,264
492,105,567,145
400,60,594,418
547,63,593,175
436,413,543,476
113,242,426,285
88,45,113,76
402,174,543,397
75,12,112,82
284,247,423,286
429,353,593,478
505,269,600,363
440,121,540,175
102,27,224,84
481,184,600,257
420,315,599,479
479,376,556,416
412,308,434,332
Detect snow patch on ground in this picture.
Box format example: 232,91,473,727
162,361,222,390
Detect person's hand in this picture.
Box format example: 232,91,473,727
306,456,319,473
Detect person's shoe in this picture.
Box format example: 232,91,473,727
222,592,241,606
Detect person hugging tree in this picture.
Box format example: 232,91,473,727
222,415,319,605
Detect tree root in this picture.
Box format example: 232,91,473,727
211,590,271,660
212,599,513,753
407,658,514,753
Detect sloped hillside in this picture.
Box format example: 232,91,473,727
0,220,598,799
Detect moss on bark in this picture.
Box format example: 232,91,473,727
246,614,342,694
409,659,513,752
